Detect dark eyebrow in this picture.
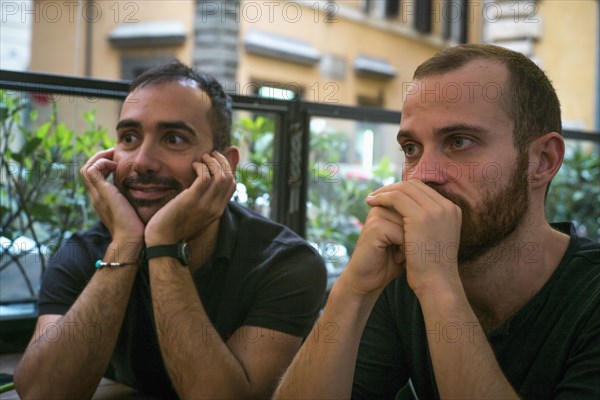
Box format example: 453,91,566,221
116,119,141,131
157,121,196,136
434,124,488,137
397,130,413,142
397,124,488,143
115,119,196,136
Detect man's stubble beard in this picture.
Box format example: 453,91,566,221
115,172,184,224
428,151,530,265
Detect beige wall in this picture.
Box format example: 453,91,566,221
237,0,454,110
30,0,195,79
536,0,598,131
27,0,598,128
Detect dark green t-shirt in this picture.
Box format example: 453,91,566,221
353,223,600,399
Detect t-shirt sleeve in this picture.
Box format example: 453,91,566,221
242,243,327,338
38,230,105,315
352,285,409,400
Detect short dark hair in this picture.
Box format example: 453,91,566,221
413,44,562,153
129,60,232,151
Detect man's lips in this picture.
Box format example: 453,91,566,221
126,185,177,201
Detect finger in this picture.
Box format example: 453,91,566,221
393,247,405,265
200,152,227,179
80,148,114,174
81,148,115,181
366,189,421,214
367,181,403,197
210,150,236,179
362,210,406,248
191,159,212,183
367,205,404,226
398,181,462,220
188,161,231,204
367,180,441,206
82,158,117,186
367,180,450,211
198,152,236,197
368,184,462,233
404,179,446,205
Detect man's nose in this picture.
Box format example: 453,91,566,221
132,142,161,174
404,150,453,184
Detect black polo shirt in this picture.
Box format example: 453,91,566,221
39,202,327,398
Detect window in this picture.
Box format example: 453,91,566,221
256,85,299,101
258,87,295,100
364,0,401,19
443,0,469,43
385,0,401,19
307,116,402,289
121,56,174,80
357,94,384,108
414,0,433,34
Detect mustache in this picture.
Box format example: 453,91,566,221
122,173,183,191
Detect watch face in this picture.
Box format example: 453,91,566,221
180,242,192,265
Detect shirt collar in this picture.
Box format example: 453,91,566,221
211,202,239,263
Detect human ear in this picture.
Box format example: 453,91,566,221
528,132,564,189
223,146,240,172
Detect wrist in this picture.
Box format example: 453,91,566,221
413,275,468,317
326,274,382,325
145,237,176,247
334,272,383,304
144,230,178,247
143,241,192,267
112,233,144,247
105,239,144,264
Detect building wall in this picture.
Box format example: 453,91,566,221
481,0,598,131
237,0,482,110
22,0,600,130
535,0,598,131
30,0,195,79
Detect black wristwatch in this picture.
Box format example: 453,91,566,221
144,241,191,266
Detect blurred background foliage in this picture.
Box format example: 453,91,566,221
232,114,274,214
1,90,112,299
546,144,600,240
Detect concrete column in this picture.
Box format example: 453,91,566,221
194,0,240,92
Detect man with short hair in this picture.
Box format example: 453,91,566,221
15,61,327,399
274,44,600,399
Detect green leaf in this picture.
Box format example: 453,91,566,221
29,203,53,221
36,121,52,138
22,137,43,156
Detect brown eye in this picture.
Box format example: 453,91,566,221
166,134,185,145
118,132,138,145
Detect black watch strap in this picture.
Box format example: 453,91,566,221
144,242,191,266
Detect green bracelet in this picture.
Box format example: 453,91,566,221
0,382,15,393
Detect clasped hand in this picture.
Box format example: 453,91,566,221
344,180,462,297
